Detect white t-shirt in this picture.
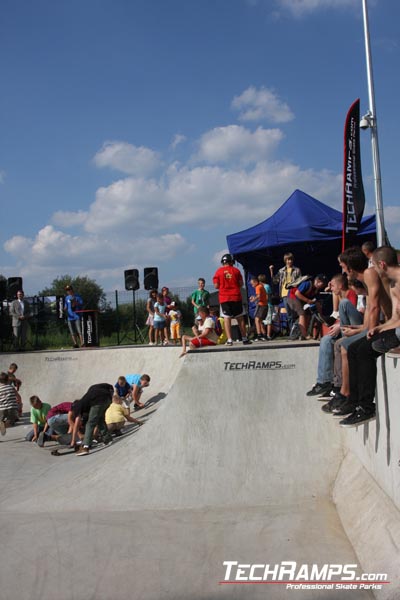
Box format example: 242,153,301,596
202,317,218,343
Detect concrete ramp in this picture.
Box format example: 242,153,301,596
0,345,376,599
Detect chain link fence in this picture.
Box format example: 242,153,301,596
0,287,221,351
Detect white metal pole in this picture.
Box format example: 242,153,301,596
362,0,385,246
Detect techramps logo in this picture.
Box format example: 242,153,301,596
219,561,390,592
223,360,295,371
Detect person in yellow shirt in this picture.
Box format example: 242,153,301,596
269,252,301,334
105,395,144,437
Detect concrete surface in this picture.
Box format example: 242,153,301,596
0,342,397,599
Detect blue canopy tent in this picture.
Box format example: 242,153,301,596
227,189,376,280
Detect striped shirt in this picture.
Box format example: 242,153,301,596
0,384,18,410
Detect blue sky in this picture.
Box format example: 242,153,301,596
1,0,399,295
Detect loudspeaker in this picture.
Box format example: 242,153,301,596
0,279,7,301
7,277,23,300
124,269,140,291
143,267,159,290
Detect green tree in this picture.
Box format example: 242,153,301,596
38,275,107,310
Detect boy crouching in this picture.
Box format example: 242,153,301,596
105,394,144,437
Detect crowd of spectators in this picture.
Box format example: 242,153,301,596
2,243,399,443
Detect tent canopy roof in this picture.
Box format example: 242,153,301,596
227,189,376,278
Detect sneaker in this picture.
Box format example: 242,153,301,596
330,391,348,403
258,336,267,342
76,446,90,456
321,400,335,414
113,430,123,437
329,386,341,398
317,388,334,401
37,431,45,447
225,340,233,346
0,421,6,436
371,329,400,354
306,382,331,397
339,406,376,428
242,339,252,345
332,399,356,418
321,395,346,414
103,437,113,446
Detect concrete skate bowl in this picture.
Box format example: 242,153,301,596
0,343,399,600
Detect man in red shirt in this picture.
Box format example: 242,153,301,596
213,254,251,346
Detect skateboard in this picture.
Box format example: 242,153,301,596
50,433,80,456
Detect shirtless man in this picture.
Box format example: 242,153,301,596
333,246,393,427
368,246,400,353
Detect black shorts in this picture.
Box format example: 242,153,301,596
255,305,268,320
220,301,244,318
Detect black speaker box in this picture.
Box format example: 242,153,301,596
7,277,23,300
124,269,140,291
0,279,7,301
143,267,159,290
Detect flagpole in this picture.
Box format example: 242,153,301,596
362,0,385,246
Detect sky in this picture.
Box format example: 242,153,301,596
1,0,399,296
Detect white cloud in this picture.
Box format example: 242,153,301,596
170,133,187,149
93,141,161,176
232,86,294,124
195,125,283,164
3,108,346,292
52,210,88,227
275,0,359,18
84,177,163,234
4,225,190,276
79,154,341,237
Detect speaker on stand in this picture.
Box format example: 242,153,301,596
143,267,159,291
122,269,144,344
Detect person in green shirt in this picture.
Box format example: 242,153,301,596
191,278,210,317
26,395,51,442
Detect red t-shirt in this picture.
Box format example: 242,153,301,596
346,289,358,307
213,265,243,303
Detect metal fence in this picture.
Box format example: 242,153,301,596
0,286,219,351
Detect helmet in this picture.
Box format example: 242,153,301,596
221,253,234,265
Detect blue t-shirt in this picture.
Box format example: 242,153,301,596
114,381,132,397
125,374,142,388
263,283,273,307
64,294,83,321
297,281,313,297
153,302,166,322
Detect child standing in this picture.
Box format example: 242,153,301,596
249,275,268,341
153,293,169,345
258,274,274,340
168,302,182,345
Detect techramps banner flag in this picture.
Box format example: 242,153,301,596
342,98,365,250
